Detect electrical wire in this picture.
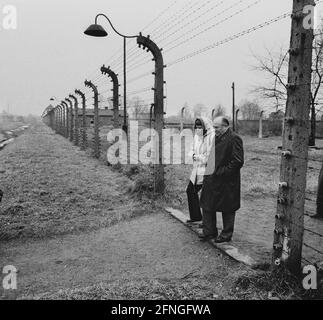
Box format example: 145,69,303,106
167,11,290,67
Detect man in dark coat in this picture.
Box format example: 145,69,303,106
312,161,323,219
199,116,244,243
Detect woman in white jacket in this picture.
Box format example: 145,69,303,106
186,117,215,223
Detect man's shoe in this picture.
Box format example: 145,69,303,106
215,235,232,243
310,214,323,220
198,234,217,242
186,219,202,224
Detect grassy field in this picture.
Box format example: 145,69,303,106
0,123,150,241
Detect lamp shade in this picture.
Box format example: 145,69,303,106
84,24,108,37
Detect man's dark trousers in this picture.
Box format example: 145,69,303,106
203,210,236,239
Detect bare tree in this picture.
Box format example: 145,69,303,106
309,28,323,146
251,47,288,112
252,22,323,145
253,18,323,146
239,100,262,120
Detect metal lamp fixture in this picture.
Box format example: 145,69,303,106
84,13,138,133
84,24,108,37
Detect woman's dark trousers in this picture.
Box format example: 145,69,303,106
186,181,203,221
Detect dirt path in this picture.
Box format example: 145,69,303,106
1,212,247,299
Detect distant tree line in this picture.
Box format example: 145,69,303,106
0,110,39,125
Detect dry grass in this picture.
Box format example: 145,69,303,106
22,276,233,300
0,123,151,241
23,267,323,300
231,268,323,300
19,263,248,300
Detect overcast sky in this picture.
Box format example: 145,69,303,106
0,0,322,117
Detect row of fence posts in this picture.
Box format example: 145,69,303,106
179,106,276,138
43,79,111,159
42,33,166,193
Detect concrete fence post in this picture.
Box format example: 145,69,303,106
85,80,100,159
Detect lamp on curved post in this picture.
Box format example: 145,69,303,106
84,17,165,192
84,14,137,134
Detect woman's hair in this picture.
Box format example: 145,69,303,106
194,118,207,136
